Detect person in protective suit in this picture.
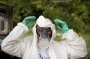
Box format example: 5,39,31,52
1,15,87,59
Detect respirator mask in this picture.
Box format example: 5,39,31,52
36,25,52,49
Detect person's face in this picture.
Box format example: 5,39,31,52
36,25,52,41
36,25,52,49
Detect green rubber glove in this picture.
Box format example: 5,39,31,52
54,19,69,33
22,16,36,28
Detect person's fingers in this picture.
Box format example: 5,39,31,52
27,24,34,28
54,19,66,27
58,20,65,24
24,16,36,21
54,19,60,23
54,19,65,24
22,16,36,26
56,26,62,31
54,19,69,33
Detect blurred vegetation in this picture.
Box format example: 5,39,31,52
0,0,90,59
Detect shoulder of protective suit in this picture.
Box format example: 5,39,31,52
20,36,33,44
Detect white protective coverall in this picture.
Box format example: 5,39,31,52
1,15,87,59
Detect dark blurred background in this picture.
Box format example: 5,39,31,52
0,0,90,59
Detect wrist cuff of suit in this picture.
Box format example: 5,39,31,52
17,22,29,33
61,29,79,41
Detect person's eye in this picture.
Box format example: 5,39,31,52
47,29,51,32
38,28,43,32
47,28,51,32
48,30,51,32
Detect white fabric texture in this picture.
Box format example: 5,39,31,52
38,47,50,59
1,15,87,59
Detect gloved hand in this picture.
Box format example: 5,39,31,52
22,16,36,28
54,19,69,33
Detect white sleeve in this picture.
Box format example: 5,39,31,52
60,29,88,59
1,23,30,58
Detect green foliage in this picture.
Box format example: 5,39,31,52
0,0,90,59
0,0,89,33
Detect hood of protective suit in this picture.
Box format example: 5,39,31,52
32,15,56,46
36,15,56,41
27,15,58,59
